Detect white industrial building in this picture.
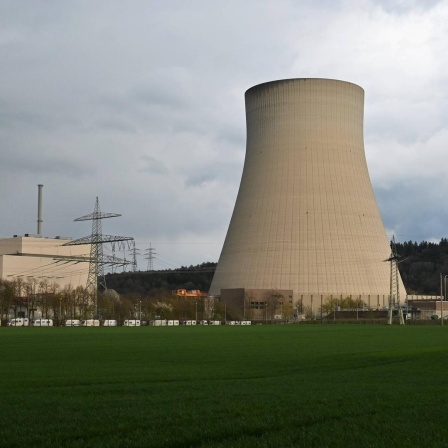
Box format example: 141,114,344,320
0,185,90,292
0,234,90,291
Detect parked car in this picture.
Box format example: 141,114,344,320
81,319,100,327
103,319,117,326
7,318,29,326
123,320,141,326
32,319,53,327
64,319,81,326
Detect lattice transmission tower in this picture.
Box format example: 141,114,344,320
386,235,405,325
145,243,156,271
110,240,138,273
64,197,134,317
132,241,139,272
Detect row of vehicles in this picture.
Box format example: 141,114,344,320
7,318,53,327
132,320,252,326
6,318,253,327
64,319,116,326
7,318,110,327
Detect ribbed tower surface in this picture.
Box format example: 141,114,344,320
209,78,405,300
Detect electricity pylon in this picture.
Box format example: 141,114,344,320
145,243,156,271
132,241,139,272
64,197,133,317
386,235,405,325
110,240,137,273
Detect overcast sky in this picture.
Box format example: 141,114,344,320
1,0,448,271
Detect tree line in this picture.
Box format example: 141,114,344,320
3,240,448,324
395,238,448,295
0,276,233,324
104,240,448,298
104,262,217,297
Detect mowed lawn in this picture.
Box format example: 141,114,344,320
1,325,448,448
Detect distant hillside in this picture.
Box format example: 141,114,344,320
104,240,448,297
104,262,216,296
395,239,448,295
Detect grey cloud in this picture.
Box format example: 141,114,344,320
375,0,444,14
139,155,169,175
0,150,95,178
184,173,216,188
1,0,448,268
375,179,448,242
95,119,138,134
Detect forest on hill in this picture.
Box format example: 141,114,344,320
105,262,217,297
395,239,448,295
104,239,448,297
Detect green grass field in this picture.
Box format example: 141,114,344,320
1,325,448,447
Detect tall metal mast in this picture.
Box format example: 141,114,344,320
64,197,133,317
132,241,139,272
387,235,405,325
145,243,156,271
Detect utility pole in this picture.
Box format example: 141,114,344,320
386,236,405,325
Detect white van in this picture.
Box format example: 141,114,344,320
32,319,54,327
103,319,117,327
81,319,100,327
123,320,141,326
64,319,81,327
153,319,166,326
7,318,29,327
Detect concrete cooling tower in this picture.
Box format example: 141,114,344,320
209,78,406,316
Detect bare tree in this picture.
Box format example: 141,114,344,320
99,289,121,319
265,291,283,319
282,300,294,321
0,280,15,322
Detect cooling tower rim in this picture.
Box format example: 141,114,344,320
245,78,363,96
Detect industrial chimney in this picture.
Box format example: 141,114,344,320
37,184,43,236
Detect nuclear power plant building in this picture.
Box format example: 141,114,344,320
209,78,406,317
0,235,90,290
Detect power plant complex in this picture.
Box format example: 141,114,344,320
1,78,412,324
0,188,136,323
209,78,406,316
0,185,89,290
